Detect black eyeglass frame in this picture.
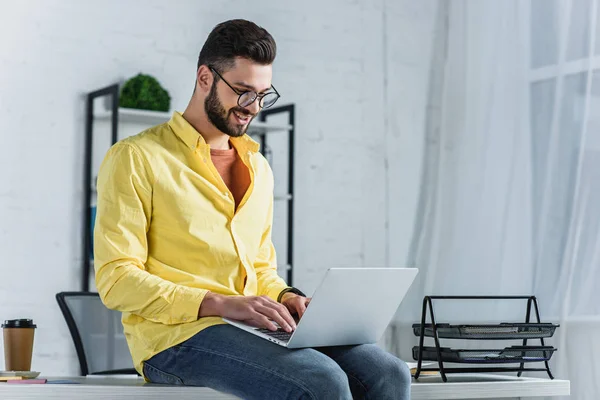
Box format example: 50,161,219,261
209,66,280,109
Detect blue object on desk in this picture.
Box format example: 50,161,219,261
47,379,81,384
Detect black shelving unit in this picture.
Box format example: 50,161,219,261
81,84,119,292
258,104,295,285
412,296,559,382
82,84,296,291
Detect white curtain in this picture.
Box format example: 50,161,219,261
389,1,600,398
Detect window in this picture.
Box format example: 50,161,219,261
529,0,600,310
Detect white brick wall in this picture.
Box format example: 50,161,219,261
0,0,437,374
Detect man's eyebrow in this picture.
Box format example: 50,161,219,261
233,81,272,94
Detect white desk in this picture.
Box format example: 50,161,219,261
411,374,570,400
0,374,569,399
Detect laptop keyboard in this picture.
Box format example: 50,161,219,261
255,328,293,342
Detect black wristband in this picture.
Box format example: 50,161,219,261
277,287,306,302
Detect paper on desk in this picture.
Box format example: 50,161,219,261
406,362,435,370
406,362,440,376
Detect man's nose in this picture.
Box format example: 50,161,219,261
246,98,260,115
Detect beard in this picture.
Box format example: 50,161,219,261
205,81,255,137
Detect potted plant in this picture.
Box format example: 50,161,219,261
119,73,171,112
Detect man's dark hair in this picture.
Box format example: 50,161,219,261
197,19,277,74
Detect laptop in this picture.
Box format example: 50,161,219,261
223,267,418,348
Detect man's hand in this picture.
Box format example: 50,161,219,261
280,293,311,319
199,292,297,332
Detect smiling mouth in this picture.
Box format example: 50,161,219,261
232,110,252,125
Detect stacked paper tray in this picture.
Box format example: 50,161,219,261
412,346,557,364
412,323,558,340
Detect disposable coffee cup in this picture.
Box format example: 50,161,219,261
2,319,36,371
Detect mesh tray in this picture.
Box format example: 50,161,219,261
412,323,558,339
412,346,556,364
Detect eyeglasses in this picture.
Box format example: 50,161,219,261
209,67,280,109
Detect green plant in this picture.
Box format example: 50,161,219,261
119,73,171,112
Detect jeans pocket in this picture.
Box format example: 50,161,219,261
143,361,185,385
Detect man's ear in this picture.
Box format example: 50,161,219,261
196,65,213,93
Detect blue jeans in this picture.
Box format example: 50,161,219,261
143,324,411,399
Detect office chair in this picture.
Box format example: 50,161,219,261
55,292,138,375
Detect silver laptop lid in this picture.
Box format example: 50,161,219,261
288,267,418,348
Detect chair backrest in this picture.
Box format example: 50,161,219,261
55,292,137,375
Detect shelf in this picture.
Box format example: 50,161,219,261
95,108,171,125
274,194,293,201
94,108,293,133
247,121,294,134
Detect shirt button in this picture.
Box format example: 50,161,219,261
203,158,207,163
182,318,187,321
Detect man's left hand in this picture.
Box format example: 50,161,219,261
280,293,311,320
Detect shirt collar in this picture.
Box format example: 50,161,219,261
168,111,260,154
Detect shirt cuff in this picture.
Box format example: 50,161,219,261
175,286,209,323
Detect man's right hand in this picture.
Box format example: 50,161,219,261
199,292,297,332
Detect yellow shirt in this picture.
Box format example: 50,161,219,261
94,111,289,376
